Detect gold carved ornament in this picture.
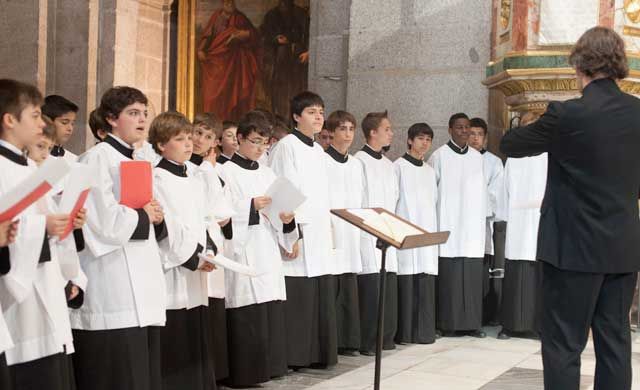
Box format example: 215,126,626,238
625,0,640,24
500,0,512,30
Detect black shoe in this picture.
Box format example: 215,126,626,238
469,330,486,338
382,343,396,351
435,329,442,339
360,350,376,356
338,348,358,356
497,330,510,340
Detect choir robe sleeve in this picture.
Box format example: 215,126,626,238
495,159,511,223
199,161,236,223
154,174,202,270
486,157,505,220
0,214,46,307
427,151,441,184
79,150,147,258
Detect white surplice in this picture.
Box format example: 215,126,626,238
220,156,298,308
427,141,487,258
394,154,438,275
354,146,399,274
498,154,548,262
71,136,166,330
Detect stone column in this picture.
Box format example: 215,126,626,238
0,0,47,90
345,0,492,159
307,0,351,116
45,0,91,154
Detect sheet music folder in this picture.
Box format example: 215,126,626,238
330,208,449,249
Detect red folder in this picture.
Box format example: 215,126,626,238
0,182,52,222
59,188,90,240
119,161,152,209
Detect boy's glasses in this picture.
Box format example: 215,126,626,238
246,137,269,147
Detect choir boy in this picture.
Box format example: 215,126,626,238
497,112,546,339
220,110,298,385
354,111,399,354
323,110,364,356
468,117,505,325
269,91,338,367
42,95,79,162
88,109,107,143
190,112,231,381
428,113,488,338
217,121,238,164
394,123,438,344
0,79,81,390
71,86,167,390
149,111,219,390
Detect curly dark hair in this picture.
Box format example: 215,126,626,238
569,27,628,80
98,86,148,132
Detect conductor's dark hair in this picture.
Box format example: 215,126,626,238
42,95,78,120
469,117,488,135
569,27,628,80
98,86,148,132
0,79,43,128
407,122,434,149
290,91,324,122
237,110,272,139
326,110,357,132
88,109,107,141
361,111,388,141
448,113,469,129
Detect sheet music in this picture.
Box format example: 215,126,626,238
198,253,264,277
347,208,422,242
262,177,306,227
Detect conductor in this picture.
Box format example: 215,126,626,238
500,27,640,390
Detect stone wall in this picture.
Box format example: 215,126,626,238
345,0,492,159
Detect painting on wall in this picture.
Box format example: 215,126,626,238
176,0,310,121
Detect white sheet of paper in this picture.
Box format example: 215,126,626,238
0,157,70,222
346,208,381,221
198,253,264,277
262,177,306,228
58,164,96,214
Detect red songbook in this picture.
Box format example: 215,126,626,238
119,161,153,209
0,158,70,222
58,164,95,240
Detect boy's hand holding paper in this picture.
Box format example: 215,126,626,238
262,177,306,228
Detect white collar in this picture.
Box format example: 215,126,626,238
0,139,25,155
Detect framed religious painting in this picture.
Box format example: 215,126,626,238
175,0,310,121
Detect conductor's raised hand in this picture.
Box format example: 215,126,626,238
253,196,272,211
73,208,87,229
279,212,294,225
46,214,70,238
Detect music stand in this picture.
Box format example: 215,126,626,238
331,208,449,390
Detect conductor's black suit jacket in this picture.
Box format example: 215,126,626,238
500,77,640,274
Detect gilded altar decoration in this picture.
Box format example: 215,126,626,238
625,0,640,24
500,0,512,30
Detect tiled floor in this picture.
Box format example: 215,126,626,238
221,327,640,390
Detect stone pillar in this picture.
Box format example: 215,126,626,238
45,0,91,154
308,0,351,116
0,0,47,89
345,0,492,159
